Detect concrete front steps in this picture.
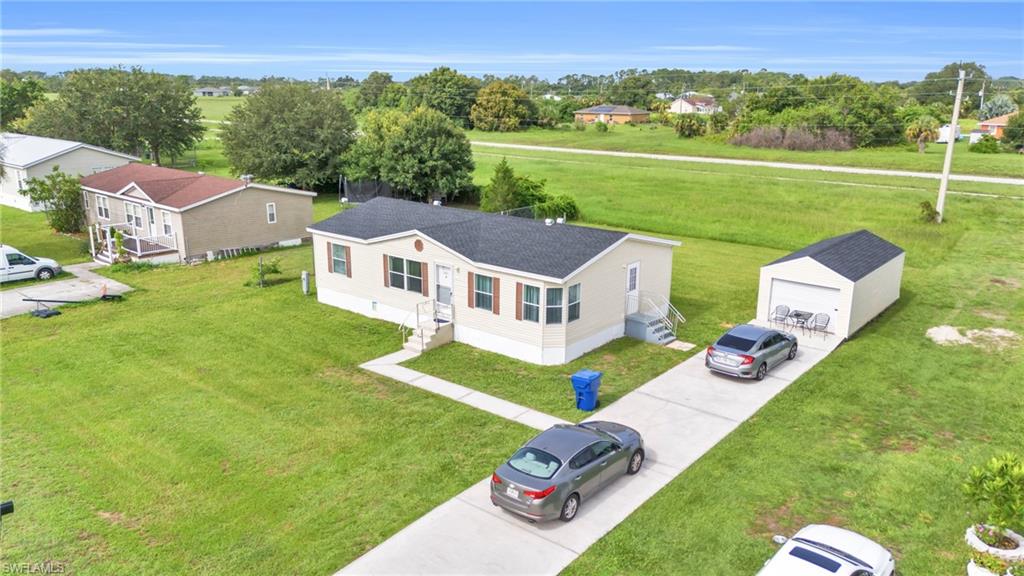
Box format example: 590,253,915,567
403,321,454,353
625,312,677,345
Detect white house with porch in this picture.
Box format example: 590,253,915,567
308,198,682,365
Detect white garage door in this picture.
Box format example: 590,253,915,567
769,279,840,326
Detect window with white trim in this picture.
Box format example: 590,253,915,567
96,195,110,220
568,284,581,322
522,285,540,323
125,202,143,229
474,274,494,311
546,288,563,324
266,202,277,224
389,256,422,293
83,192,89,209
161,210,172,235
331,243,348,276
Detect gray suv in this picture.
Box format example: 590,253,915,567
706,324,797,380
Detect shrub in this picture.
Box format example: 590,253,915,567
674,114,706,138
534,194,580,220
919,200,940,223
109,261,158,274
246,256,282,288
1001,114,1024,149
706,112,729,135
573,120,586,131
963,453,1024,531
19,166,85,233
970,134,1002,154
593,121,608,133
730,127,854,151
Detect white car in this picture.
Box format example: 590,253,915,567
1,245,62,283
757,524,896,576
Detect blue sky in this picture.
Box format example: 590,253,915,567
1,2,1021,82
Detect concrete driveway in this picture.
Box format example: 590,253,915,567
340,324,842,575
0,262,132,319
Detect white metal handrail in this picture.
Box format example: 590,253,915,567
399,299,440,348
625,291,686,335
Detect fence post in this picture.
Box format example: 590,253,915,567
258,256,264,288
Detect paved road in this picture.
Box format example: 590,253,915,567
340,323,843,575
472,141,1024,186
0,262,132,319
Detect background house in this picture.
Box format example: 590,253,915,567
574,105,651,124
977,112,1017,139
756,230,904,340
193,86,231,97
308,198,680,365
0,133,137,212
668,95,720,114
81,164,315,264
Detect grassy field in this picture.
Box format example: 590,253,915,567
468,122,1024,178
0,206,91,264
0,246,534,574
405,149,1024,574
195,96,245,122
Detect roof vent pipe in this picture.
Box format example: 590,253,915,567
241,174,253,185
544,218,554,226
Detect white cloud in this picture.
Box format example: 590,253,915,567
3,41,222,49
654,45,761,52
0,27,110,37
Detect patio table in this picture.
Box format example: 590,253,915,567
788,310,813,335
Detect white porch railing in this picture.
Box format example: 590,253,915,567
91,223,177,259
399,299,449,348
625,291,686,335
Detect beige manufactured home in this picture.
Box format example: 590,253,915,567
309,198,682,365
80,164,315,264
0,133,137,212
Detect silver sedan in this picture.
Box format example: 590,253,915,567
490,422,644,522
705,324,798,380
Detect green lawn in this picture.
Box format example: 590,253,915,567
195,96,245,122
406,148,1024,575
0,246,531,574
405,339,687,422
0,206,91,263
468,122,1024,178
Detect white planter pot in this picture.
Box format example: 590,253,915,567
967,560,1001,576
966,525,1024,562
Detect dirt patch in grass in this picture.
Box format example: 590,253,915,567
750,497,807,538
990,277,1021,289
926,326,1020,350
975,310,1007,322
878,436,920,453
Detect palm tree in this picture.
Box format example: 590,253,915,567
905,115,940,154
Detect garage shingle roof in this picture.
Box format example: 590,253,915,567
770,230,904,281
309,197,628,279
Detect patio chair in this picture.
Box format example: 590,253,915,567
771,305,791,331
809,313,830,339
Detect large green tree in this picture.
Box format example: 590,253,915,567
406,67,480,127
222,83,357,189
470,81,533,131
910,62,990,112
1001,113,1024,149
608,75,655,108
980,94,1018,121
479,158,545,212
18,67,204,164
343,107,474,201
905,114,940,153
356,71,393,110
0,76,45,129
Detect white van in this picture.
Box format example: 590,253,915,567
1,245,62,283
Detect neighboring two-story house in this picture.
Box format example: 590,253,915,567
308,198,682,365
80,163,315,264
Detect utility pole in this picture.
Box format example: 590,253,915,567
935,69,965,224
978,80,986,112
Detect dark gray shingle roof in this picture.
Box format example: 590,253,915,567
309,197,627,279
769,230,904,281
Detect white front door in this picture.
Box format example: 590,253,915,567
435,264,453,320
147,206,158,237
625,261,641,314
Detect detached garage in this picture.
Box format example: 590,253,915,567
756,230,905,340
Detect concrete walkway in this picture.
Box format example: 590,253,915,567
342,324,843,575
360,350,570,431
0,262,132,319
472,141,1024,187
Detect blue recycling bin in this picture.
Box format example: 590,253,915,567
571,369,603,411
